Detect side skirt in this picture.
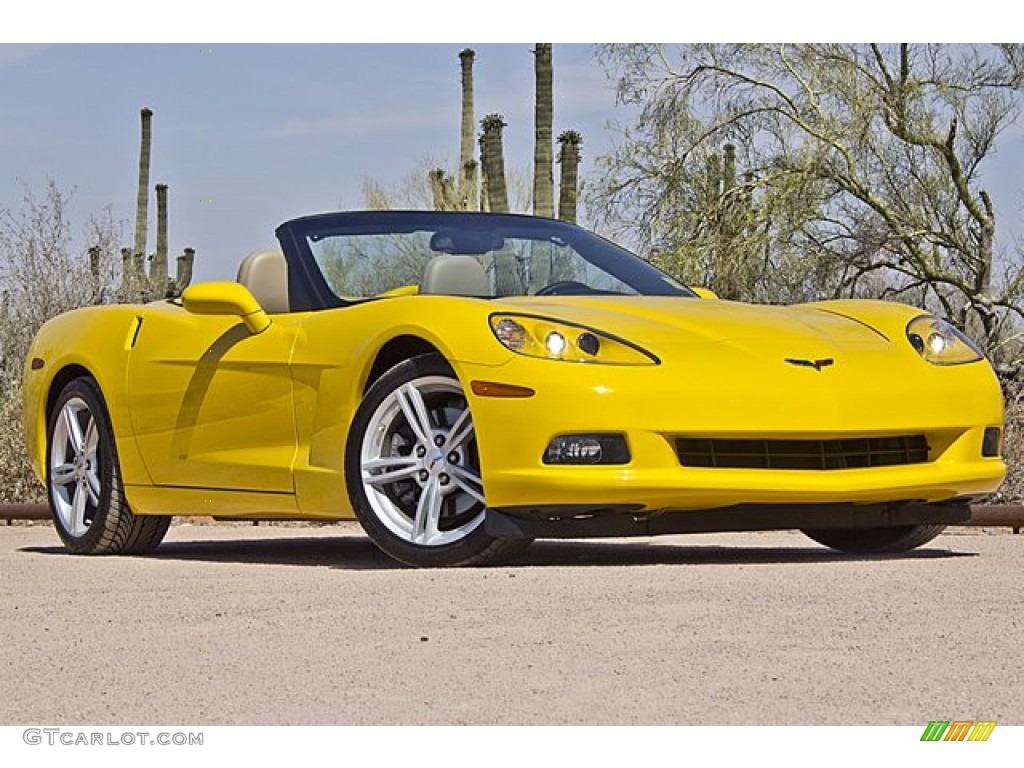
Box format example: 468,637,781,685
124,484,301,518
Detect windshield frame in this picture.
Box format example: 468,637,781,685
275,210,695,311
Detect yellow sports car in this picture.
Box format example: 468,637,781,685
22,211,1005,566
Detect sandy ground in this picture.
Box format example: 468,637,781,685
0,522,1021,725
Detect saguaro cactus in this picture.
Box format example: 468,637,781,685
120,247,133,286
480,114,518,293
133,107,153,273
478,133,490,212
557,130,582,224
480,114,510,214
173,248,195,298
429,169,459,211
87,246,102,302
115,107,198,301
532,44,554,218
705,142,758,300
723,142,737,193
458,48,478,210
151,183,169,295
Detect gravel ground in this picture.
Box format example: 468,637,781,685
1,522,1021,725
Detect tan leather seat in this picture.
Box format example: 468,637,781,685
236,248,289,313
419,254,489,296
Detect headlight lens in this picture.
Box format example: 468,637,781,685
489,314,658,365
493,318,527,351
906,316,983,365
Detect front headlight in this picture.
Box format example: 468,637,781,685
489,314,659,365
906,316,983,365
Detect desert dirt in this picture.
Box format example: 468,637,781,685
1,522,1021,725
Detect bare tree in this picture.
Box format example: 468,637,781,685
593,44,1024,361
0,182,123,383
0,182,124,503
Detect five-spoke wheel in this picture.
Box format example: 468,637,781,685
50,395,102,538
346,354,529,567
47,377,170,554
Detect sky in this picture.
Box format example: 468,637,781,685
2,32,1024,284
0,43,632,282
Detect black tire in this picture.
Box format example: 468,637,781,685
345,353,530,567
46,377,170,554
800,524,946,554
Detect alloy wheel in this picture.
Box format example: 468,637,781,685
49,396,101,538
359,375,486,547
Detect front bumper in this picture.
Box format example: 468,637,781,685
457,351,1006,514
484,501,973,539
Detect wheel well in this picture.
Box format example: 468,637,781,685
46,364,94,419
364,336,444,392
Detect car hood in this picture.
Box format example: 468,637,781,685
494,295,893,349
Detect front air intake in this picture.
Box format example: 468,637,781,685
675,435,930,470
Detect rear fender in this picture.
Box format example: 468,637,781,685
22,305,154,488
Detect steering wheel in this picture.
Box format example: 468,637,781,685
534,280,593,296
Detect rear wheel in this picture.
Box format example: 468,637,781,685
345,354,529,567
801,524,946,554
47,377,170,554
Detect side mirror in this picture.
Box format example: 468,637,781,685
690,286,719,300
182,282,271,334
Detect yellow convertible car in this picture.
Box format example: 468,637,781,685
22,211,1005,566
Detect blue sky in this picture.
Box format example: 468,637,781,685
0,43,629,282
2,41,1023,284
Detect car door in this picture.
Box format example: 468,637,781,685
124,302,299,493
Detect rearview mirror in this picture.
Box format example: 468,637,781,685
182,282,271,334
429,229,505,255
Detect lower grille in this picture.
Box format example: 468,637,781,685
675,435,930,470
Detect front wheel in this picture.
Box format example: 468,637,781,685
801,524,946,554
47,377,170,554
345,354,529,567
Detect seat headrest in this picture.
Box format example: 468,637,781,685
420,254,489,297
236,248,289,314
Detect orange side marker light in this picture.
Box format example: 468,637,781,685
470,381,535,398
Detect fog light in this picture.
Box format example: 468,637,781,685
982,426,1001,458
544,434,630,465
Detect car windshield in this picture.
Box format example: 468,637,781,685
284,211,693,303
